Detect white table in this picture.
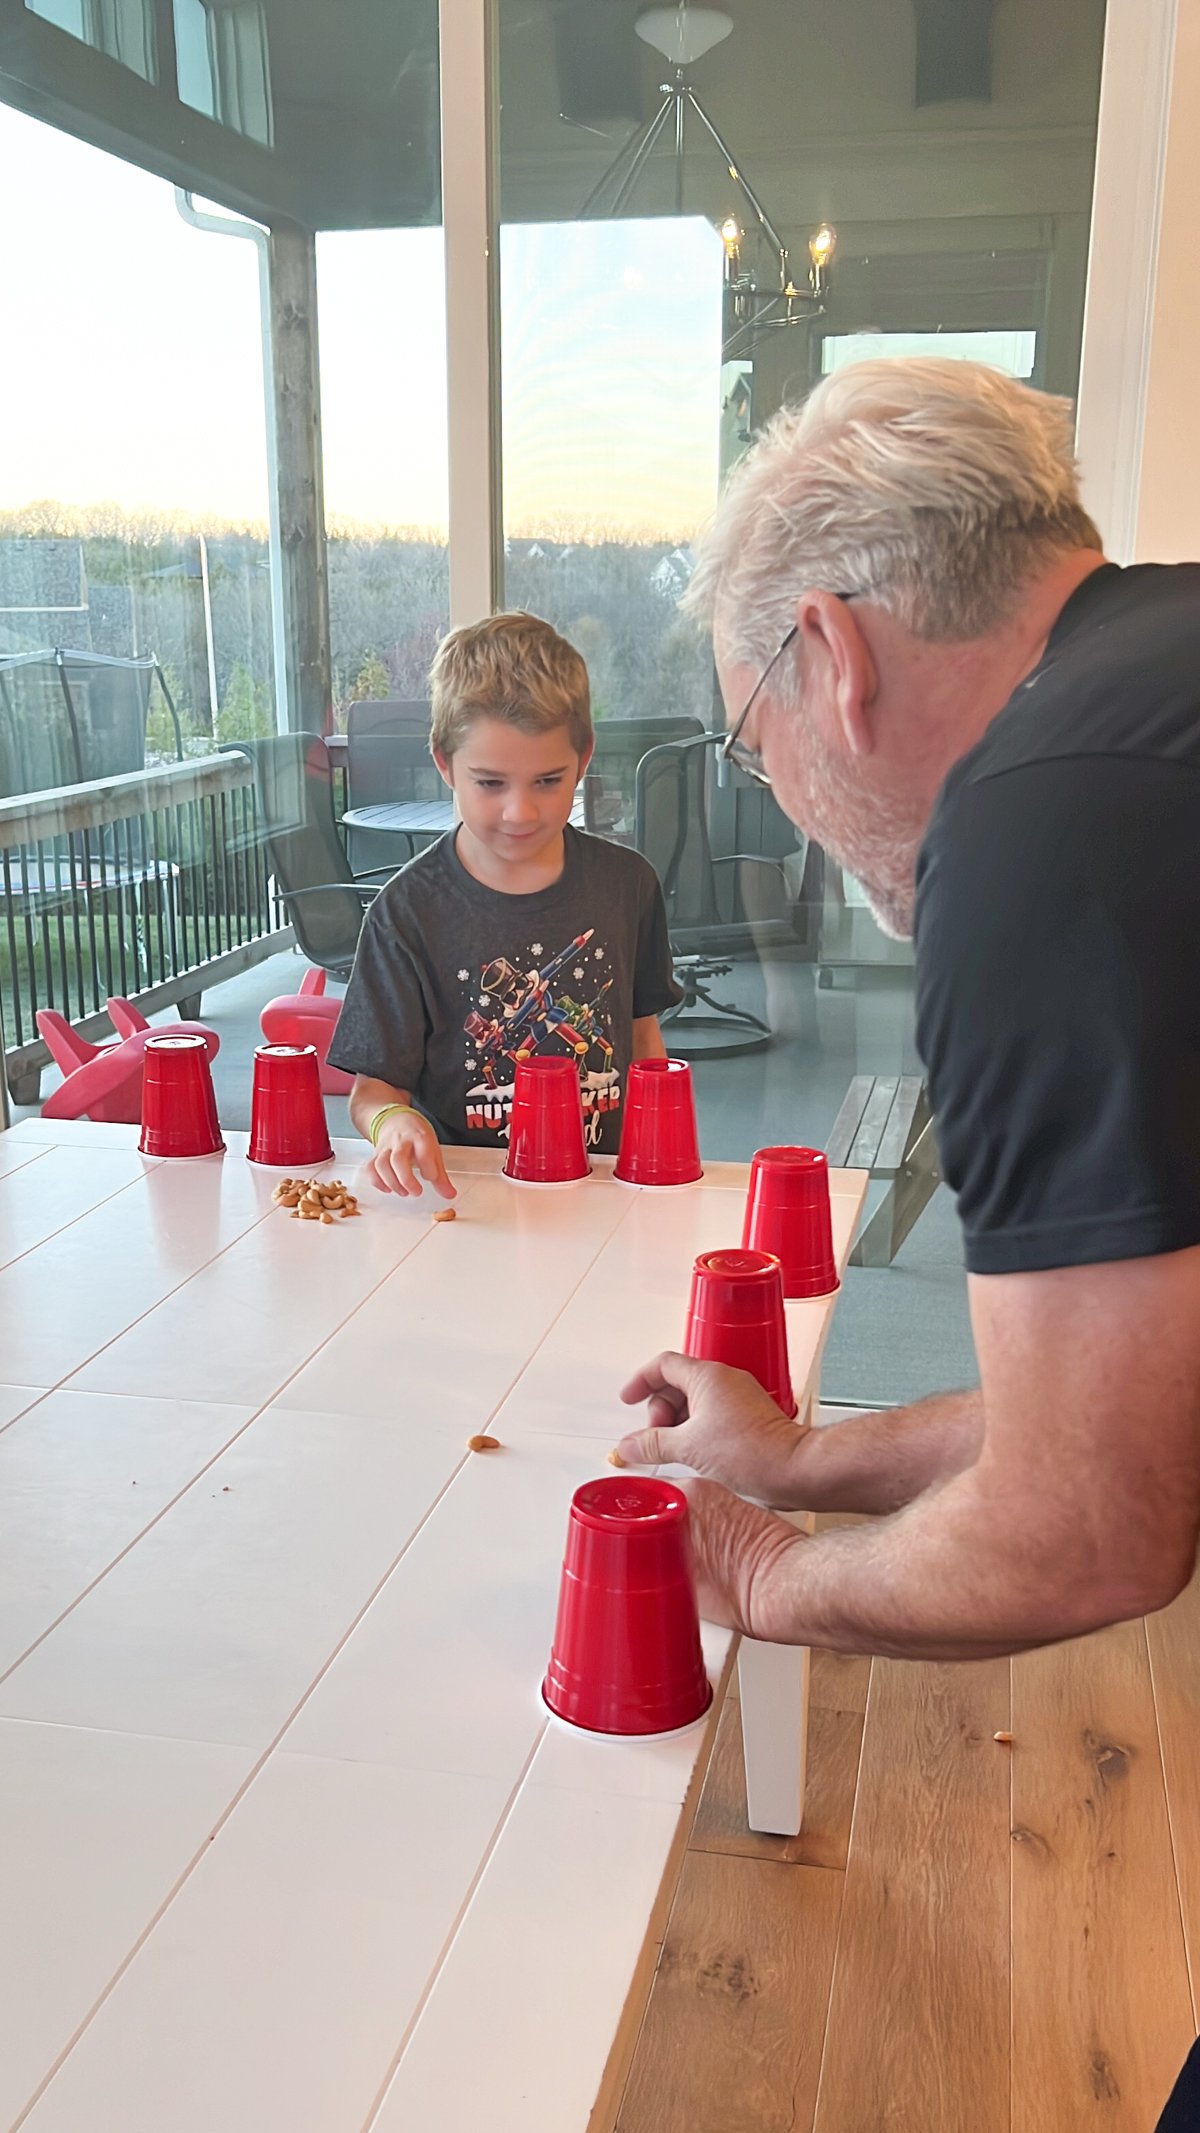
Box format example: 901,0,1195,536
0,1121,864,2131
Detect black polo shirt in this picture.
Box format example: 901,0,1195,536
915,561,1200,1275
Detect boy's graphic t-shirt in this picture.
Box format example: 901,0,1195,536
328,826,682,1152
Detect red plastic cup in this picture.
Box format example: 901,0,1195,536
683,1247,797,1415
247,1043,333,1166
613,1057,703,1187
139,1033,224,1159
503,1055,590,1185
542,1476,712,1735
741,1145,839,1299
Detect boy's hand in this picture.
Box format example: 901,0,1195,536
368,1111,457,1201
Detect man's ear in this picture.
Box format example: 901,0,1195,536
795,590,878,758
432,745,455,789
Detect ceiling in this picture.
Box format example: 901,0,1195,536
0,0,1106,235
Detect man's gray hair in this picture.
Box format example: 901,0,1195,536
685,358,1102,662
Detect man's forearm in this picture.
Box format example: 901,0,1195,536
793,1390,983,1515
742,1464,1117,1660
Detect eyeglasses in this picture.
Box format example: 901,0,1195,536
721,593,861,789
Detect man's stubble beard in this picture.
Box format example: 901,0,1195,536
856,877,916,941
795,761,920,944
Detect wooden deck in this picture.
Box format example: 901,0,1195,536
612,1506,1200,2132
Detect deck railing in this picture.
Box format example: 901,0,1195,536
0,754,293,1108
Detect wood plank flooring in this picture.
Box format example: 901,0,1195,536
614,1512,1200,2133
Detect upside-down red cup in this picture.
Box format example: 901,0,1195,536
138,1032,224,1158
542,1476,712,1736
503,1055,590,1185
741,1144,838,1298
247,1043,333,1166
613,1057,703,1187
683,1247,797,1416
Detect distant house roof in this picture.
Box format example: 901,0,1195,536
0,537,87,613
650,547,695,596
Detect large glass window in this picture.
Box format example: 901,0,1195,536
0,101,281,1102
498,0,1108,1401
317,227,449,721
0,0,446,1123
500,215,721,731
0,103,272,755
0,0,1109,1397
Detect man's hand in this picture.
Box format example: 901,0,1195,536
368,1111,456,1200
617,1351,811,1507
682,1477,806,1637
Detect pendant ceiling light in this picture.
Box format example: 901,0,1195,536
579,2,837,358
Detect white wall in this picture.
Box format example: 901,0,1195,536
1135,2,1200,560
1077,0,1200,565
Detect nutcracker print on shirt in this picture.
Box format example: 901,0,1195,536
460,928,620,1146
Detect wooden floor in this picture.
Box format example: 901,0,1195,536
613,1514,1200,2133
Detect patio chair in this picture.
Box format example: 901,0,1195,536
37,1001,219,1124
583,715,704,843
345,699,432,738
260,967,352,1096
634,731,804,1059
222,733,385,980
344,711,444,875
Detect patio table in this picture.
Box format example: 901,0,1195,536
0,1119,864,2131
341,799,457,838
341,793,587,841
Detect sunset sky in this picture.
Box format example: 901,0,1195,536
0,101,724,539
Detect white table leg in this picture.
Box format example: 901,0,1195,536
738,1388,818,1838
738,1635,811,1835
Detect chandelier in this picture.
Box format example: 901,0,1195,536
579,5,837,360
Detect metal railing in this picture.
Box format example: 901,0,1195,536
0,753,293,1108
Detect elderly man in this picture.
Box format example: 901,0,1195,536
618,356,1200,2120
616,357,1200,2117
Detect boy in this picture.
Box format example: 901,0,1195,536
328,612,682,1198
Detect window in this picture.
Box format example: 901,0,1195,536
497,0,1108,1399
822,329,1038,378
0,104,272,752
24,0,156,81
174,0,273,146
0,0,1109,1401
500,216,722,728
316,227,449,719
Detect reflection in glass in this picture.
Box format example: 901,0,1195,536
24,0,156,80
822,330,1037,379
174,0,273,147
498,0,1108,1399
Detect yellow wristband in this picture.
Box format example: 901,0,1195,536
368,1104,418,1146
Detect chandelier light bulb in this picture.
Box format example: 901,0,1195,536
808,223,837,271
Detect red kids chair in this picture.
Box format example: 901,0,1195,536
36,1002,220,1124
104,997,217,1046
259,967,352,1096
